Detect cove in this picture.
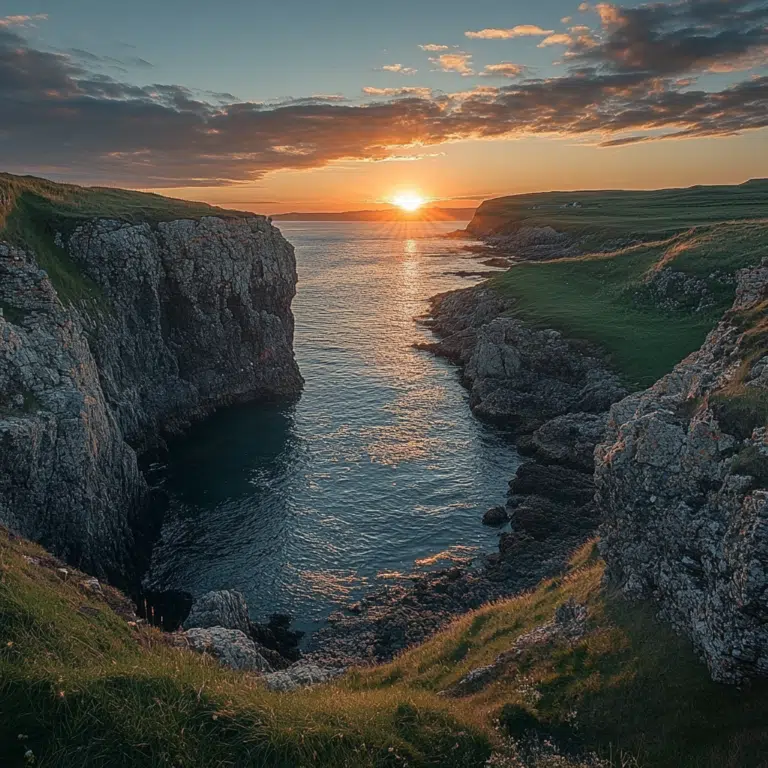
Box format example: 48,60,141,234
145,221,521,635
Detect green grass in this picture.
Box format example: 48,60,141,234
4,530,768,767
469,179,768,239
0,173,253,307
489,222,768,388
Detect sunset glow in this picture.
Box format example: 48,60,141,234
390,192,427,212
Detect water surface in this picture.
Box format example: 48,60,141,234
146,221,520,635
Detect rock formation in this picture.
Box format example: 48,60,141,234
421,286,626,431
597,261,768,683
0,215,301,583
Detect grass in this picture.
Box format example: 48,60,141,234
4,529,768,767
489,222,768,388
469,179,768,239
0,173,253,307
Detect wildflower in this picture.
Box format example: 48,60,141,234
24,749,35,764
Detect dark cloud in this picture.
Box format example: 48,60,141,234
0,3,767,188
569,0,768,75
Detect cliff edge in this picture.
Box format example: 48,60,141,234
597,260,768,683
0,175,302,582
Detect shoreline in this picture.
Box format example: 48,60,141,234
304,279,627,666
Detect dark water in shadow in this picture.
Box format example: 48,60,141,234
145,221,521,635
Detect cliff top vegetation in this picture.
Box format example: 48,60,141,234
4,527,768,767
0,173,253,306
470,179,768,240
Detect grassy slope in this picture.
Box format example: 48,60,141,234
472,180,768,389
4,529,768,768
469,179,768,238
0,173,252,305
491,222,768,388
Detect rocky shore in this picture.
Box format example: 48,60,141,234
305,284,628,667
0,213,302,585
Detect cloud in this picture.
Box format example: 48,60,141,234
430,52,474,75
363,86,433,98
568,0,768,76
377,64,418,75
0,14,47,27
419,44,450,51
538,33,573,47
465,25,554,39
480,62,526,78
1,4,767,188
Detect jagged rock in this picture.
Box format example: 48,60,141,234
423,287,626,429
519,412,608,472
263,663,345,692
0,216,301,581
510,462,595,506
184,627,274,673
184,590,251,634
482,506,509,526
597,261,768,683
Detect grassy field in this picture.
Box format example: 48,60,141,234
489,220,768,388
0,174,252,306
4,529,768,768
468,179,768,239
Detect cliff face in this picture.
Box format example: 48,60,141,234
0,214,301,581
596,261,768,683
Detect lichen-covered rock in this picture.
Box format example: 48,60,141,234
0,216,301,581
597,261,768,683
183,589,251,634
183,626,274,673
263,663,345,692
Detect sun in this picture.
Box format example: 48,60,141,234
390,192,427,212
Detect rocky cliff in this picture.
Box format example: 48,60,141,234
0,198,301,583
597,261,768,683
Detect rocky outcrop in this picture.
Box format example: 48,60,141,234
183,589,251,634
184,627,275,673
263,663,345,692
423,286,626,431
0,215,301,582
597,261,768,683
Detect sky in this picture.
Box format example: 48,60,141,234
1,0,767,212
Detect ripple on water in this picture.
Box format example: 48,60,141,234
146,221,520,636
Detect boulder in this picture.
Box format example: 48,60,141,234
184,590,251,634
184,627,274,673
482,505,509,526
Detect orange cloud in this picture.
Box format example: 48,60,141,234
0,14,47,26
419,44,450,52
430,52,474,75
362,86,433,98
480,62,525,78
538,33,573,47
465,25,553,39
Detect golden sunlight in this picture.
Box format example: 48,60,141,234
390,192,426,212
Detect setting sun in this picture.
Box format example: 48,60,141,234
390,192,427,212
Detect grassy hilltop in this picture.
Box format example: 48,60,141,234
0,173,252,305
3,528,768,767
464,181,768,388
